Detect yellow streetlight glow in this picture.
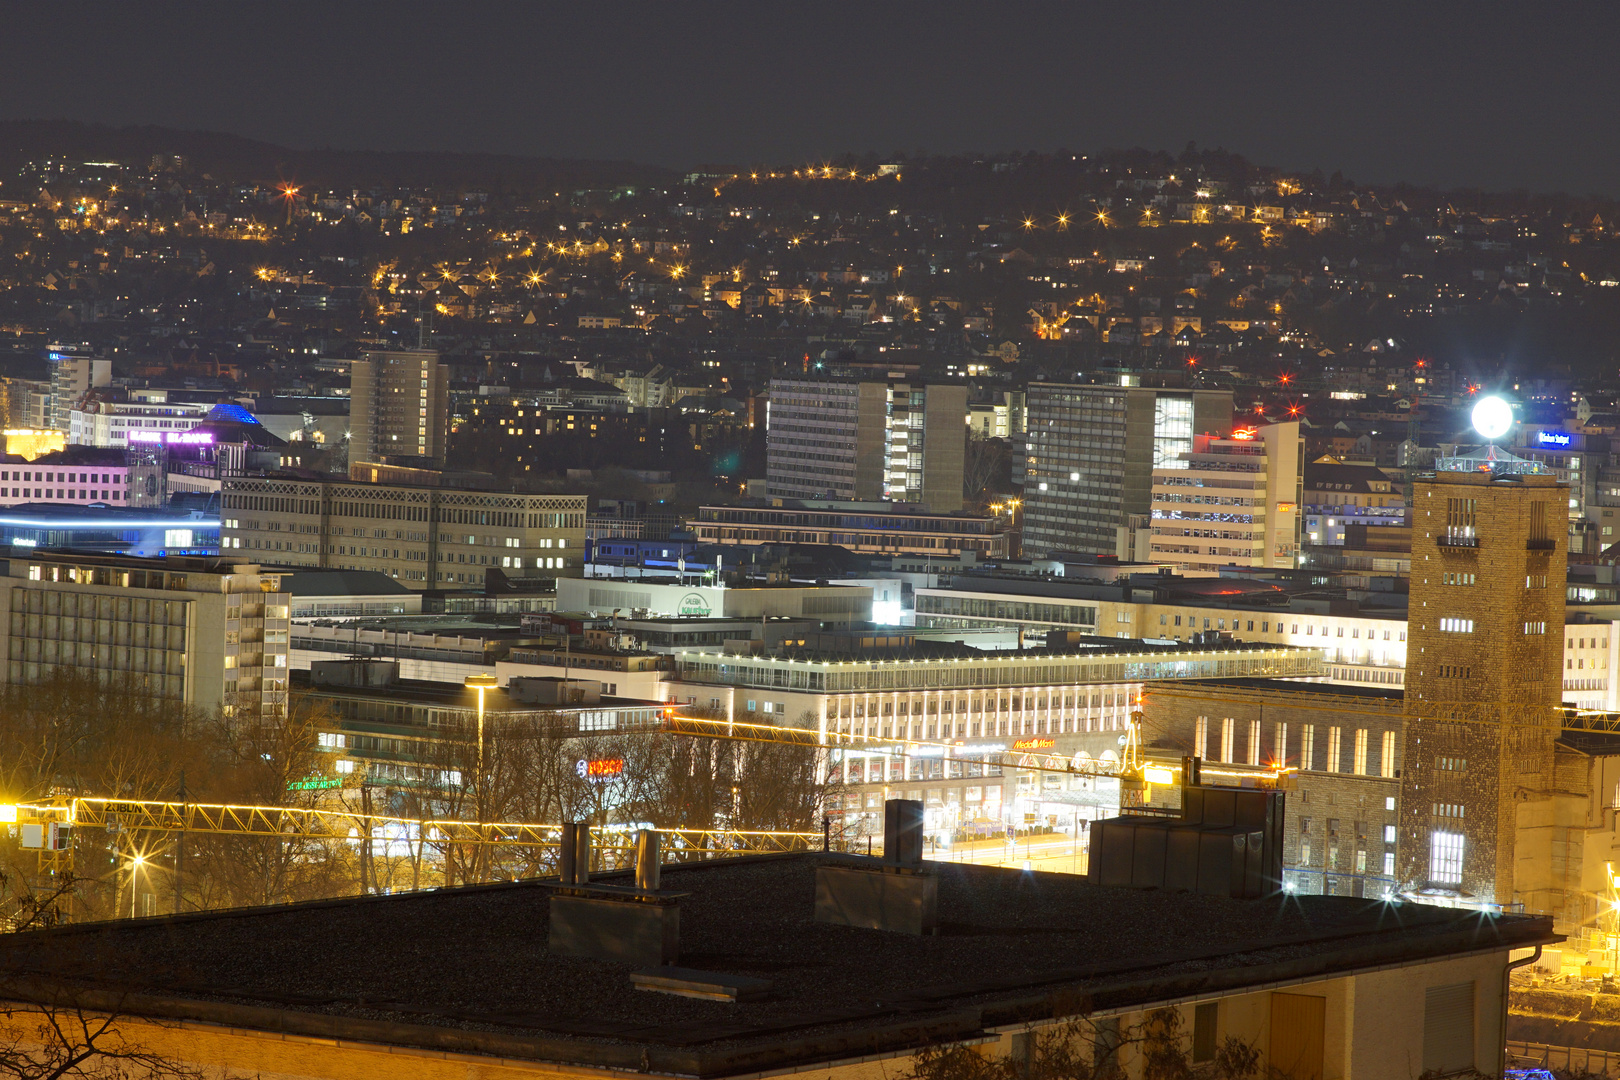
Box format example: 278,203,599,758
464,674,499,807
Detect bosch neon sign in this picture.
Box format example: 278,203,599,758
576,758,625,781
1535,431,1572,447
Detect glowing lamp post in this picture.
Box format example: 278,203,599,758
464,674,499,794
459,674,499,883
129,852,147,918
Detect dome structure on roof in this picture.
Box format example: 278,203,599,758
206,402,261,425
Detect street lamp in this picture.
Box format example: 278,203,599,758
464,675,499,796
464,674,500,883
129,852,147,919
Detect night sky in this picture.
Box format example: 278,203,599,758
4,2,1619,195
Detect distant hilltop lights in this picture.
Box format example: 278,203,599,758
129,431,213,445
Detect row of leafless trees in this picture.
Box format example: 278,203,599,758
0,673,837,921
345,704,836,889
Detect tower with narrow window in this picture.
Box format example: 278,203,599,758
1398,447,1566,908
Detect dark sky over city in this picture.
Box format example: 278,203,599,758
3,2,1619,195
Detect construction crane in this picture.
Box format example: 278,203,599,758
8,795,821,922
7,707,1302,922
10,797,816,874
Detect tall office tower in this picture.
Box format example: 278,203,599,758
47,349,111,432
1398,448,1566,911
767,379,966,512
1022,384,1232,557
349,350,450,465
1147,421,1302,572
767,380,860,501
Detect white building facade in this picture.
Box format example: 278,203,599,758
1149,422,1302,571
68,399,211,448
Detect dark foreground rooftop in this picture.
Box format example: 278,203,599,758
0,854,1555,1077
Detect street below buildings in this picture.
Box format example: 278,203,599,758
920,832,1090,875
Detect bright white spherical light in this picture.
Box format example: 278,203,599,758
1471,395,1513,441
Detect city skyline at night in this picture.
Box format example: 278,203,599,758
0,6,1615,1076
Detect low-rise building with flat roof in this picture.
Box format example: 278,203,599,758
673,633,1319,837
221,474,586,588
294,662,665,786
557,577,872,623
0,551,287,716
289,616,536,685
0,853,1557,1080
691,499,1008,558
283,570,421,618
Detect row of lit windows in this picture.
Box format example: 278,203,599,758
0,470,121,483
1157,612,1404,642
3,487,123,501
1194,716,1396,776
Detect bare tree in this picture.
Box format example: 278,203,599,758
628,732,735,831
0,672,214,923
963,437,1011,511
0,674,837,911
0,997,202,1080
182,695,352,909
732,721,836,831
0,671,208,805
0,870,202,1080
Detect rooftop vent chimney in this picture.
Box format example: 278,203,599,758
884,798,923,865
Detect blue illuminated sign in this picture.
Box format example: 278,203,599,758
1535,431,1572,447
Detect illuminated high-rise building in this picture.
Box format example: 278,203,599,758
1023,384,1232,557
766,379,966,513
349,350,450,465
1148,421,1302,571
47,346,111,433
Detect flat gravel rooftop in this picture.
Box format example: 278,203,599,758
0,854,1557,1076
